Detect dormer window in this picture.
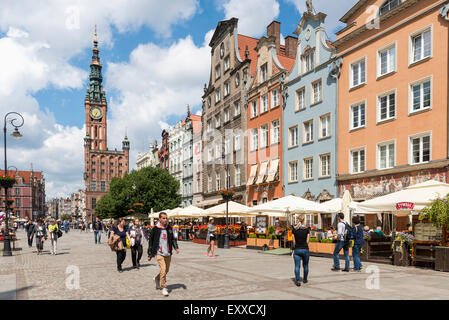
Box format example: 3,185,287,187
380,0,401,15
303,49,315,73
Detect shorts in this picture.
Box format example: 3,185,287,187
209,234,216,241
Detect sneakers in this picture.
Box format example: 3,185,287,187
303,280,308,284
205,253,209,257
331,267,340,271
162,288,169,296
210,255,216,258
154,277,161,290
295,281,301,287
342,269,350,272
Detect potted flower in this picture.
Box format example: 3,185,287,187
0,174,16,189
218,189,235,201
392,232,414,266
420,194,449,271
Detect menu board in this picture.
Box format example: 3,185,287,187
256,215,268,234
414,223,442,241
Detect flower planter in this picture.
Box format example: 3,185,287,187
435,246,449,272
256,238,270,247
393,240,411,267
269,239,280,249
309,242,353,256
246,238,256,246
0,180,15,189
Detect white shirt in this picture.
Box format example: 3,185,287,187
337,221,346,241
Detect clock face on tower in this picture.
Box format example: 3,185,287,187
89,106,103,120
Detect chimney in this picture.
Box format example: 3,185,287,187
284,36,298,59
267,21,281,54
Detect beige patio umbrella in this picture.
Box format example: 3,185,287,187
204,201,253,217
175,205,206,218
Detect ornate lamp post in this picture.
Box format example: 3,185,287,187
2,112,24,256
220,154,231,249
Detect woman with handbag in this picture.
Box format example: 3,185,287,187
206,218,217,258
127,218,145,269
110,218,128,272
48,219,60,255
31,219,47,255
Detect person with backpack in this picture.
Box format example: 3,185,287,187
352,216,364,272
331,213,351,272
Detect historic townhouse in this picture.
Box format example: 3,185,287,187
334,0,449,228
83,29,130,223
169,121,184,197
283,9,339,229
200,18,258,208
136,140,160,170
182,106,202,207
247,21,295,211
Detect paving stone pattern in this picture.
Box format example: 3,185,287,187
0,229,449,299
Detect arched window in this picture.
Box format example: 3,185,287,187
380,0,401,15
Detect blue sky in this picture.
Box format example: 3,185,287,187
0,0,357,198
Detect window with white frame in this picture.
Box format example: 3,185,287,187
378,91,396,122
251,128,258,151
261,64,267,82
224,136,230,154
410,78,431,113
380,0,401,15
351,58,366,88
288,161,298,182
91,180,97,191
271,88,280,108
261,94,269,113
378,141,395,169
306,214,314,227
235,165,241,186
207,119,212,133
215,65,221,80
251,100,258,118
224,56,230,71
319,154,331,177
303,49,314,73
208,175,212,192
378,45,396,77
216,171,221,190
224,82,230,96
234,134,241,151
215,143,221,159
319,114,331,139
303,120,314,143
215,114,221,128
224,108,230,122
351,148,366,173
215,88,221,103
234,101,241,116
235,73,240,87
289,126,298,148
410,133,431,164
311,80,322,104
260,124,269,148
411,28,431,64
351,102,366,130
207,96,211,109
303,158,313,180
271,119,280,144
296,88,305,111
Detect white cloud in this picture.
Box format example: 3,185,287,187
221,0,280,37
285,0,358,39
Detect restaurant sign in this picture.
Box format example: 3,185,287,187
396,202,415,210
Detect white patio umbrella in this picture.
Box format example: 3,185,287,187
246,195,324,215
176,205,206,218
204,201,252,217
356,180,449,213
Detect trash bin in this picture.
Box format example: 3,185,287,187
217,234,225,248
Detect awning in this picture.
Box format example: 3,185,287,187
266,158,279,182
256,161,269,184
247,164,258,186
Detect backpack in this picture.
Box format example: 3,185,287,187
343,222,354,242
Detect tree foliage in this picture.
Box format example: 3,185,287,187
61,214,72,221
95,166,181,219
420,193,449,246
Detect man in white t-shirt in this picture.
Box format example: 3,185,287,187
331,213,350,272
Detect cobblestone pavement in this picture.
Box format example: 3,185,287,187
1,229,449,299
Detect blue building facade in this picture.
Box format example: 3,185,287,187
282,11,340,226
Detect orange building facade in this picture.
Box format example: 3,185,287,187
247,21,296,207
334,0,449,214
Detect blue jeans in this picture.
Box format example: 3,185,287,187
333,241,350,270
352,244,363,270
94,230,101,243
293,248,310,282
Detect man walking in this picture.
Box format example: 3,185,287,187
147,212,179,297
331,213,351,272
94,217,103,244
25,219,35,248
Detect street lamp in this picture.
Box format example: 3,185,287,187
221,154,230,249
2,112,24,256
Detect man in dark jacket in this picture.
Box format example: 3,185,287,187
147,212,179,297
94,217,103,244
352,216,364,272
25,219,36,248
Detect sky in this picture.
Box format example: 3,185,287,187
0,0,358,199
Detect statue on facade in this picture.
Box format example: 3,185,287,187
306,0,313,13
